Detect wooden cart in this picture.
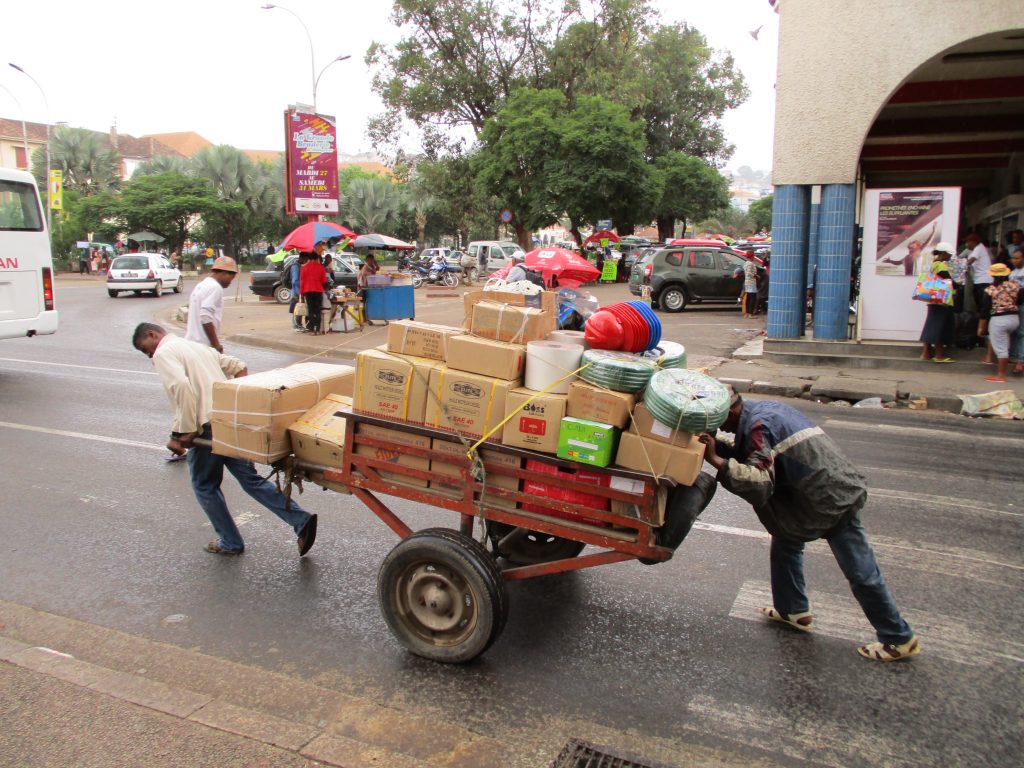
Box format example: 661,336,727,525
288,410,677,664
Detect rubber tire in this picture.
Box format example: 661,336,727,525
274,285,292,304
378,528,508,664
173,278,183,294
660,285,687,312
411,274,424,289
489,522,585,566
107,290,118,298
442,271,459,288
152,282,162,297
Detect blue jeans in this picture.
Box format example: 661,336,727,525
187,427,310,551
769,516,913,644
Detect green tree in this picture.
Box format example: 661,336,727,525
108,172,217,256
413,155,490,246
32,125,121,195
404,180,436,251
649,153,730,241
748,193,773,233
345,176,402,233
695,205,754,240
132,155,191,177
191,145,254,257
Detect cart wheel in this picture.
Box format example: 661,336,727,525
489,522,585,566
377,528,508,663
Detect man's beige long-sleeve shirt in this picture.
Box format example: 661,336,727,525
152,334,246,433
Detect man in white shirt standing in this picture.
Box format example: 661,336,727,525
186,256,238,352
965,232,993,307
132,322,318,557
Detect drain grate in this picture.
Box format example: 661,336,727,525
550,738,676,768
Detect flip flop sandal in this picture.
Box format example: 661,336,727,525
933,358,955,364
760,606,813,633
857,636,920,662
984,376,1007,383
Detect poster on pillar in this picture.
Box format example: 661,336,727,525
861,187,961,341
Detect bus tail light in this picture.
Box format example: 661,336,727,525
42,268,54,311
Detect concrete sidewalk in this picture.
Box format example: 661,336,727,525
152,280,1024,418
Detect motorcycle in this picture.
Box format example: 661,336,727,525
411,259,460,289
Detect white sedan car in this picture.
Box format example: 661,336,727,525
107,254,182,297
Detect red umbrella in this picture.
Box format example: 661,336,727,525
524,247,600,288
583,229,620,247
278,221,358,252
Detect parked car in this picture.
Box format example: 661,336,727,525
465,241,524,278
249,253,361,304
107,254,182,298
628,241,748,312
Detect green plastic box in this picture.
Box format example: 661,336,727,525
556,417,620,467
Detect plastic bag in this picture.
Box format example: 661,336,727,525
959,389,1023,419
912,271,953,306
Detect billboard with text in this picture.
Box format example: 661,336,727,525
284,109,339,215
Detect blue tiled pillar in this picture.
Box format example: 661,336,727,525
767,184,810,338
813,184,856,340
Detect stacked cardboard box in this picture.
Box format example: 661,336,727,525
211,362,354,463
426,366,518,439
354,347,442,424
429,438,521,510
386,320,462,361
288,393,353,493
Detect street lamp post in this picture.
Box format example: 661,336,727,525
8,62,51,236
261,4,348,113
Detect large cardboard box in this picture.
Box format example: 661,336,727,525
210,362,355,463
386,320,462,361
354,423,430,488
426,367,517,439
470,301,555,344
629,402,698,447
567,381,635,429
446,334,526,380
429,438,521,510
463,289,557,324
354,348,441,424
557,417,619,468
501,388,568,454
614,431,705,486
288,394,352,468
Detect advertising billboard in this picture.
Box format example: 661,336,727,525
860,187,961,341
284,109,339,215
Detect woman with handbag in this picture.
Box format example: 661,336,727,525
918,243,956,363
979,263,1024,383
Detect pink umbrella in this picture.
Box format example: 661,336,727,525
524,247,600,288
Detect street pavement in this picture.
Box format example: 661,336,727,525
0,275,1021,767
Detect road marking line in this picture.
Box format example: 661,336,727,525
694,522,1023,582
0,421,166,452
825,419,1024,449
0,357,157,376
729,580,1021,667
869,488,1022,518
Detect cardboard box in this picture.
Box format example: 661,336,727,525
354,423,430,488
614,431,705,486
463,289,557,324
470,301,555,344
429,438,521,510
501,389,568,453
354,348,441,424
386,320,462,361
446,335,526,380
629,402,697,447
557,417,620,467
210,362,355,463
426,367,517,439
567,381,635,429
288,394,352,469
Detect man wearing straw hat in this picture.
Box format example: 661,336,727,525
698,390,919,662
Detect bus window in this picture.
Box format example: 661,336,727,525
0,179,44,231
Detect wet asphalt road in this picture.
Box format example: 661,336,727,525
1,280,1022,767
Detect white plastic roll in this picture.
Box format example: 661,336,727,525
525,341,583,393
547,330,586,346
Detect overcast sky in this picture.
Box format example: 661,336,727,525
1,0,778,172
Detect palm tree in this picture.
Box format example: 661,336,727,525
32,125,121,195
344,176,401,233
191,145,254,256
405,181,436,252
133,155,191,177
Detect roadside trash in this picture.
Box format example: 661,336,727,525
959,390,1024,419
908,397,928,410
853,397,884,408
828,399,852,407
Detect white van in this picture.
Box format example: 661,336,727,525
0,169,58,340
466,241,525,276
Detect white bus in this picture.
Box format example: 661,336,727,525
0,168,58,340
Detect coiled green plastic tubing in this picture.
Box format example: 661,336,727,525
642,369,731,433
